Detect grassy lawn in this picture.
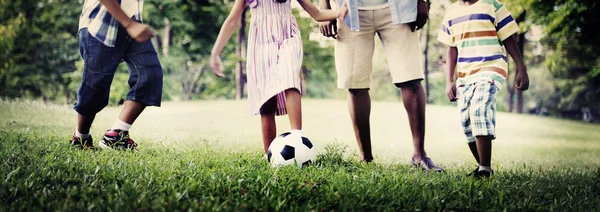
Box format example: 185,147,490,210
1,99,599,211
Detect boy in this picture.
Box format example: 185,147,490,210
438,0,529,178
70,0,163,150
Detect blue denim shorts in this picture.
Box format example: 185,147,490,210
457,80,498,143
74,27,163,115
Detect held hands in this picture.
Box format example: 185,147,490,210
446,81,458,102
126,22,155,43
210,54,225,78
319,0,349,39
515,65,530,91
319,20,337,39
409,0,428,32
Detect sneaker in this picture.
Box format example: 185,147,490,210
473,169,494,179
70,134,94,149
99,129,138,151
411,156,444,172
466,166,479,177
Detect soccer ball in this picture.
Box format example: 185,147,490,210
267,131,316,167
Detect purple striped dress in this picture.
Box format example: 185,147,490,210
246,0,303,116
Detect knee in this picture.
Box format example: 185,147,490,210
73,92,109,116
394,79,422,90
260,97,278,115
348,88,369,96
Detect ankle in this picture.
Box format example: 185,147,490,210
478,166,493,172
412,152,426,161
111,119,132,131
75,129,91,139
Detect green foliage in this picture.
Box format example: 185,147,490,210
0,0,80,101
527,0,600,113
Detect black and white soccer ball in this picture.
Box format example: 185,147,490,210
267,131,316,167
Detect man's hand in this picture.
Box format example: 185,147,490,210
446,81,458,102
210,54,225,78
515,65,529,91
320,20,338,39
409,0,428,32
126,22,155,43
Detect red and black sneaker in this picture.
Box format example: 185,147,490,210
70,134,94,150
99,129,138,151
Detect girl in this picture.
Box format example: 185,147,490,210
210,0,348,155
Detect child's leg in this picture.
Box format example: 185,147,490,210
458,84,482,167
116,100,146,126
475,136,492,167
284,88,302,130
116,33,163,129
74,28,126,135
261,97,278,153
468,81,498,173
468,142,480,164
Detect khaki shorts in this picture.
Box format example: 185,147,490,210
335,7,424,89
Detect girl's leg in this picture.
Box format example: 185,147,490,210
261,97,277,153
285,88,302,130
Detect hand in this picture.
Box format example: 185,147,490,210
126,22,155,43
515,66,529,91
320,20,338,39
210,54,225,78
338,1,349,21
409,0,428,32
446,81,458,102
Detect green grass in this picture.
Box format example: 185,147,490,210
1,99,599,211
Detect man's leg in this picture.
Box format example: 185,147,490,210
348,89,372,162
334,10,375,162
395,80,427,161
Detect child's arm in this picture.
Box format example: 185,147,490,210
445,46,458,102
297,0,348,22
503,35,529,91
318,0,338,38
98,0,154,43
210,0,247,77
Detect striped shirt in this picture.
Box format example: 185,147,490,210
336,0,417,31
437,0,519,89
78,0,144,47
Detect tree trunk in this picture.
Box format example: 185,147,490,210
301,66,308,96
182,61,206,101
235,7,248,100
515,11,526,113
423,13,431,103
162,18,171,56
506,58,514,112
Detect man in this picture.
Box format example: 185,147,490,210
319,0,442,171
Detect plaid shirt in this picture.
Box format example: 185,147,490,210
78,0,144,47
336,0,417,31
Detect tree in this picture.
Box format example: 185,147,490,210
235,7,248,100
528,0,600,117
0,0,80,103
